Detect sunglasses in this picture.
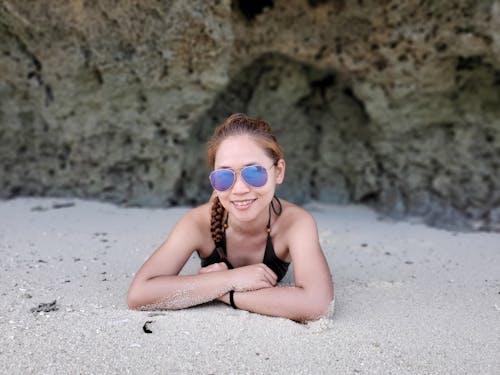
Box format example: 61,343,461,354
209,164,275,192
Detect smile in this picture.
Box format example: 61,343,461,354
231,199,256,208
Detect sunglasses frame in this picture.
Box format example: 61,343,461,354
209,163,276,192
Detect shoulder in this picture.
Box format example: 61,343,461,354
280,200,316,225
276,200,318,238
163,202,213,253
179,202,211,231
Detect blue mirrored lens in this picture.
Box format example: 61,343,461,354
241,165,268,187
210,169,235,191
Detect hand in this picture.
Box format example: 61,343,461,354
229,263,277,292
198,262,228,274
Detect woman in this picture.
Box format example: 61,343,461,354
127,113,334,321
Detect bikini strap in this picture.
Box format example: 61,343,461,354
271,195,282,216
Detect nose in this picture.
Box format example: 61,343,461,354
231,171,250,193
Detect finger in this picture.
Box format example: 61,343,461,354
199,264,217,273
216,262,228,270
259,269,277,287
250,263,274,286
259,264,278,285
209,263,225,272
266,272,278,286
200,263,228,274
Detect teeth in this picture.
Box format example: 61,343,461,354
233,200,254,207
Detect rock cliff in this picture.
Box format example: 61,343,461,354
1,0,499,230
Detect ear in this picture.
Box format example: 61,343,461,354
275,159,286,184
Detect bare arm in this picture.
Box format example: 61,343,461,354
128,268,277,310
127,205,277,310
129,272,232,310
217,211,334,321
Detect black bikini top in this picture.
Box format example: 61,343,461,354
199,197,290,282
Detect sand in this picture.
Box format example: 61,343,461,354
0,197,499,374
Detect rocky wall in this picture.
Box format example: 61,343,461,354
1,0,499,231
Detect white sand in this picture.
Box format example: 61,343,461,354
0,197,499,374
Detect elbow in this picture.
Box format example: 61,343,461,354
126,284,143,310
303,298,334,321
127,295,140,310
301,287,334,321
318,295,335,318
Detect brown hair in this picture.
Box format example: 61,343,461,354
207,113,283,247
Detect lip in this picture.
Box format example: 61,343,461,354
231,198,256,210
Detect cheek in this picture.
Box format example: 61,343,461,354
268,172,282,186
258,183,276,197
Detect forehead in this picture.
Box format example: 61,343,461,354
214,135,270,168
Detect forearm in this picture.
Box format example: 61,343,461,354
127,271,234,310
220,286,334,322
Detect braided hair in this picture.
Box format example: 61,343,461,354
207,113,284,247
210,195,225,243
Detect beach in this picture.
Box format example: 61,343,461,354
0,197,499,374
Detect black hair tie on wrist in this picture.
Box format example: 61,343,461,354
229,290,238,309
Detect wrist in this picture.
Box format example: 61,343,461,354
217,292,230,304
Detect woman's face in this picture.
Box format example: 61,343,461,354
213,135,285,223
